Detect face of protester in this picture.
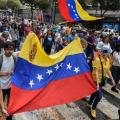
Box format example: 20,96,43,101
5,21,9,27
94,31,98,36
48,30,52,35
4,47,14,57
103,36,109,43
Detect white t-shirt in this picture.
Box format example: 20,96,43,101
96,41,112,53
113,51,120,67
0,55,15,89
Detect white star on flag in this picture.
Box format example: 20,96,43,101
73,67,80,73
37,74,43,82
55,64,59,70
75,14,78,16
71,5,74,9
60,63,63,67
68,3,70,7
67,63,72,70
46,69,53,75
29,80,35,88
73,10,76,12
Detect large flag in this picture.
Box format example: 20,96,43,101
58,0,101,22
8,32,96,115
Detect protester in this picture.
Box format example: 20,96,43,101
111,43,120,93
97,35,112,54
87,46,115,119
9,22,19,51
0,19,10,32
43,30,54,55
0,41,16,120
86,30,97,71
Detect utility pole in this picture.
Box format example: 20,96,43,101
53,0,56,24
51,0,57,24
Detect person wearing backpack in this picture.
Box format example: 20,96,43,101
0,41,16,120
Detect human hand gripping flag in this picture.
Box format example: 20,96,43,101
8,32,96,115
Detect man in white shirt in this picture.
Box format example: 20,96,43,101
0,41,16,120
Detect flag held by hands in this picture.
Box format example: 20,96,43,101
8,32,96,114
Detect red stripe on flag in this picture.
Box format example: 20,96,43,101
8,72,96,114
58,0,74,22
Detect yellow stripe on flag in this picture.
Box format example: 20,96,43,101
19,32,83,67
75,0,102,21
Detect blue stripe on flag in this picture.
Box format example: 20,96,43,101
12,53,90,90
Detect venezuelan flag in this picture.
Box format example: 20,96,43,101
8,32,96,114
58,0,102,22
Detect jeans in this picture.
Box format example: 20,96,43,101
88,88,103,109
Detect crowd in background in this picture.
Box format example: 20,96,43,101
0,17,120,119
0,17,119,54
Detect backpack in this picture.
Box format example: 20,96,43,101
0,54,16,70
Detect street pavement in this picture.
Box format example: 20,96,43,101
12,82,120,120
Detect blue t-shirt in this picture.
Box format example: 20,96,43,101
65,35,73,43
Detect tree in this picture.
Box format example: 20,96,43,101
0,0,22,10
92,0,120,16
7,0,22,10
21,0,50,19
21,0,36,19
34,0,50,12
0,0,7,9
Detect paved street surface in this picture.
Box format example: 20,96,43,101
12,83,120,120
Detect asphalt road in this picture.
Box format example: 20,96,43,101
12,83,120,120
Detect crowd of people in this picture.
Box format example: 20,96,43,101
0,17,120,119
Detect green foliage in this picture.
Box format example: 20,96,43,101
34,0,50,11
7,0,22,10
0,0,7,9
0,0,22,10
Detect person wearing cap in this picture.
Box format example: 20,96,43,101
87,46,115,119
86,30,98,71
96,35,112,54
